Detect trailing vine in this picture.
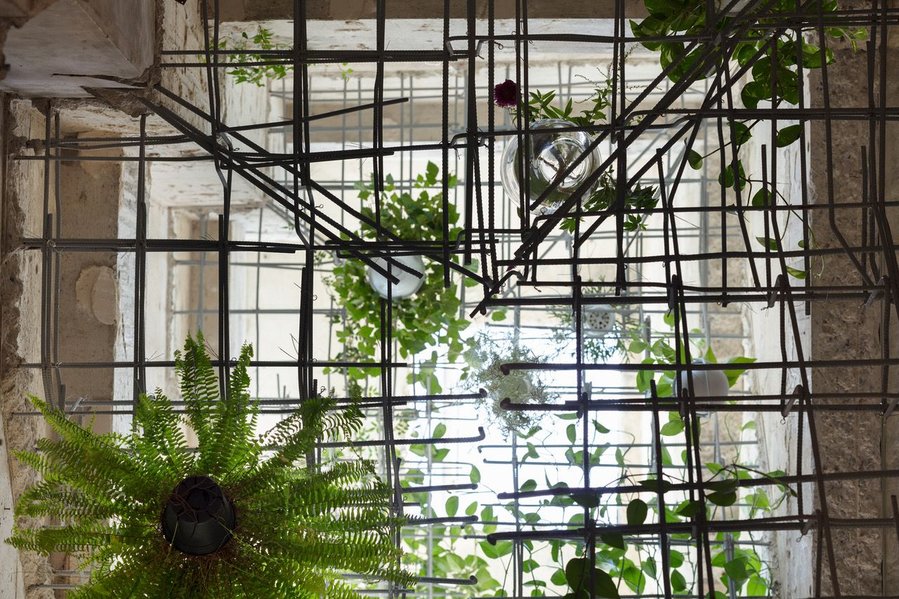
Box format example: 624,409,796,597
325,162,472,393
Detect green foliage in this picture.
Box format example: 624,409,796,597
632,0,862,284
8,333,413,598
559,170,659,234
214,27,354,85
508,68,660,234
215,27,291,86
325,163,469,392
461,333,557,436
550,287,630,364
631,0,864,99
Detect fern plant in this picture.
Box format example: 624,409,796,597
7,333,413,598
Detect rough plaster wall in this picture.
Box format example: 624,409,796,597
159,0,210,133
806,20,897,595
0,99,56,599
881,14,899,594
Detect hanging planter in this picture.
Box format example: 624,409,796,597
365,254,426,300
678,360,730,399
326,162,473,392
494,80,659,230
462,332,556,437
582,304,618,338
8,333,414,597
500,118,603,214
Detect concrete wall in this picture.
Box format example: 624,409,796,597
216,0,647,21
0,0,155,97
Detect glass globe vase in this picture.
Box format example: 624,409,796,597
500,118,602,214
365,254,426,300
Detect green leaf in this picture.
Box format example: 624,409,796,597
433,422,446,439
687,149,703,170
465,501,479,516
622,564,645,593
724,557,749,583
708,491,738,506
642,556,657,579
775,124,803,147
491,310,507,321
669,550,685,568
566,424,577,444
520,479,537,493
660,419,685,436
729,121,751,146
445,495,459,517
627,498,648,526
600,532,626,550
755,236,780,251
723,356,756,387
671,569,687,592
470,465,481,484
572,492,600,508
751,188,771,208
636,358,655,393
592,420,610,434
718,160,747,191
551,568,567,585
479,539,513,559
677,499,702,518
786,266,807,279
566,558,620,599
663,310,676,327
741,81,768,109
747,574,767,595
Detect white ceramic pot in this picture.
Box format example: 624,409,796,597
582,305,617,338
678,362,729,398
365,254,426,300
500,118,602,214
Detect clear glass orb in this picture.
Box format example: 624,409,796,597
365,254,426,300
500,118,601,214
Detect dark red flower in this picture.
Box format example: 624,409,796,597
493,79,519,108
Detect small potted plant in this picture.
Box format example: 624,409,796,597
462,332,557,436
7,334,414,597
550,285,639,363
325,162,471,392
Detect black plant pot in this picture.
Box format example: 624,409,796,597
162,475,236,555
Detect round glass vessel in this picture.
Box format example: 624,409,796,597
365,254,426,300
500,118,602,214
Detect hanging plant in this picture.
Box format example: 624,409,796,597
629,0,865,102
214,27,353,86
495,76,659,228
214,27,292,86
325,162,472,393
550,285,637,363
7,334,413,598
631,0,865,279
461,332,557,437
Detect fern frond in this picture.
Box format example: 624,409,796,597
132,389,193,479
177,332,221,464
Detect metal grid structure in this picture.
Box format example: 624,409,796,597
10,0,899,596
